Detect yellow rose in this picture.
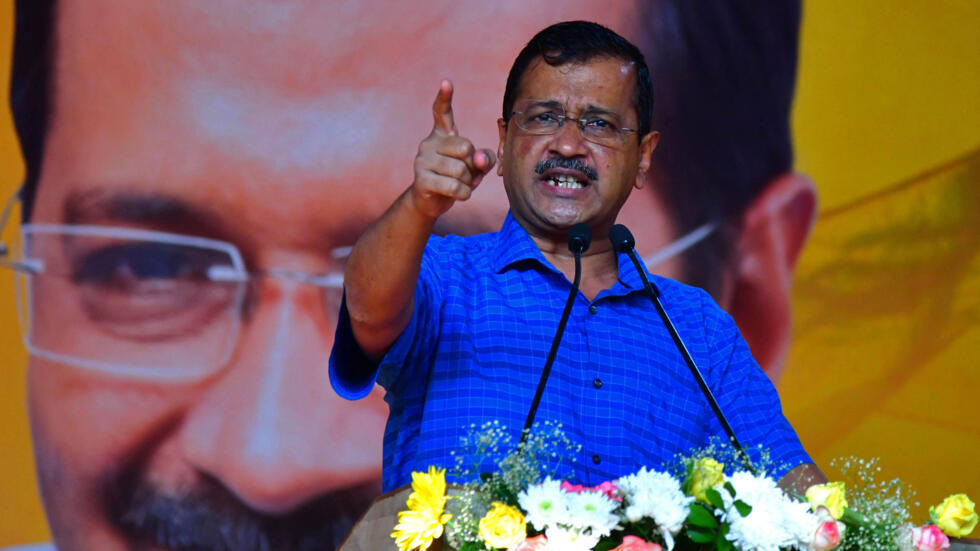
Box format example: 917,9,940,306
806,481,848,520
478,502,527,549
689,457,725,503
931,493,979,538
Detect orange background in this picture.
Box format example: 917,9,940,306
2,0,979,545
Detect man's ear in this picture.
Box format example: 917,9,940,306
496,118,507,177
725,172,817,382
634,131,660,190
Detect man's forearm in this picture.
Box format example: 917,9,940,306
343,80,495,361
777,462,828,499
344,188,436,360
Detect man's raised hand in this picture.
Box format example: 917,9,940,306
411,80,496,219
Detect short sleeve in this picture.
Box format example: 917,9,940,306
700,291,812,478
329,239,444,400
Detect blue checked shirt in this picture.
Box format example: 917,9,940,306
330,212,811,492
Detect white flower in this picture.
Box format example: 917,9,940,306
616,467,694,550
784,499,824,549
518,477,569,532
720,471,819,551
545,525,601,551
566,490,620,537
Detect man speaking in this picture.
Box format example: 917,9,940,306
330,21,822,493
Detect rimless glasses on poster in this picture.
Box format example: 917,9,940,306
0,187,345,381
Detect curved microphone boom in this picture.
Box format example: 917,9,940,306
608,224,756,473
521,223,591,443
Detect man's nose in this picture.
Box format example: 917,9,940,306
179,278,386,513
550,118,591,157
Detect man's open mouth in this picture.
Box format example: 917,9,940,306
534,158,598,188
545,174,587,189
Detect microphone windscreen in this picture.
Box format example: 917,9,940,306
567,223,592,254
608,224,635,253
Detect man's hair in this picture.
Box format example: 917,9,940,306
502,20,654,138
631,1,802,295
9,0,56,223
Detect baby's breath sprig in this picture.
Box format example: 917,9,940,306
667,437,779,482
831,456,917,551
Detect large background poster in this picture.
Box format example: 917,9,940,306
1,1,978,547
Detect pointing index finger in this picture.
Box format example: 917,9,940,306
432,79,457,135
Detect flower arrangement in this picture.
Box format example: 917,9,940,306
391,423,978,551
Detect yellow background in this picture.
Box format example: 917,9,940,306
783,0,980,520
2,0,979,545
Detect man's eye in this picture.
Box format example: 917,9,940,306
583,117,616,130
71,243,215,286
529,111,561,123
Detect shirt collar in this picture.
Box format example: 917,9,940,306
492,211,555,273
492,212,649,296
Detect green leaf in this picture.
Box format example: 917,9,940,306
733,499,753,517
687,504,720,528
687,528,716,543
724,481,737,497
682,461,695,494
840,506,869,527
705,488,726,509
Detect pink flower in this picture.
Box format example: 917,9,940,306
509,534,551,551
595,480,623,502
812,520,843,550
560,480,622,502
911,524,951,551
611,535,663,551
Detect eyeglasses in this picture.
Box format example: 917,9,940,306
0,189,345,381
643,221,717,269
509,99,639,147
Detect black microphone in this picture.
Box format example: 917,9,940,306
567,223,592,254
521,223,591,443
608,224,757,473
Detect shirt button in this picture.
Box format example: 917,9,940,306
593,378,603,389
592,454,601,465
588,304,598,314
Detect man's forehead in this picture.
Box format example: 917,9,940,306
513,57,639,113
50,1,494,183
58,1,507,63
54,1,638,80
54,2,493,149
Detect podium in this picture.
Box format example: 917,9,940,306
339,485,424,551
338,485,980,551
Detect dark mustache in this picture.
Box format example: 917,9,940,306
534,157,598,181
106,473,379,551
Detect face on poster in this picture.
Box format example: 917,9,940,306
12,1,699,549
